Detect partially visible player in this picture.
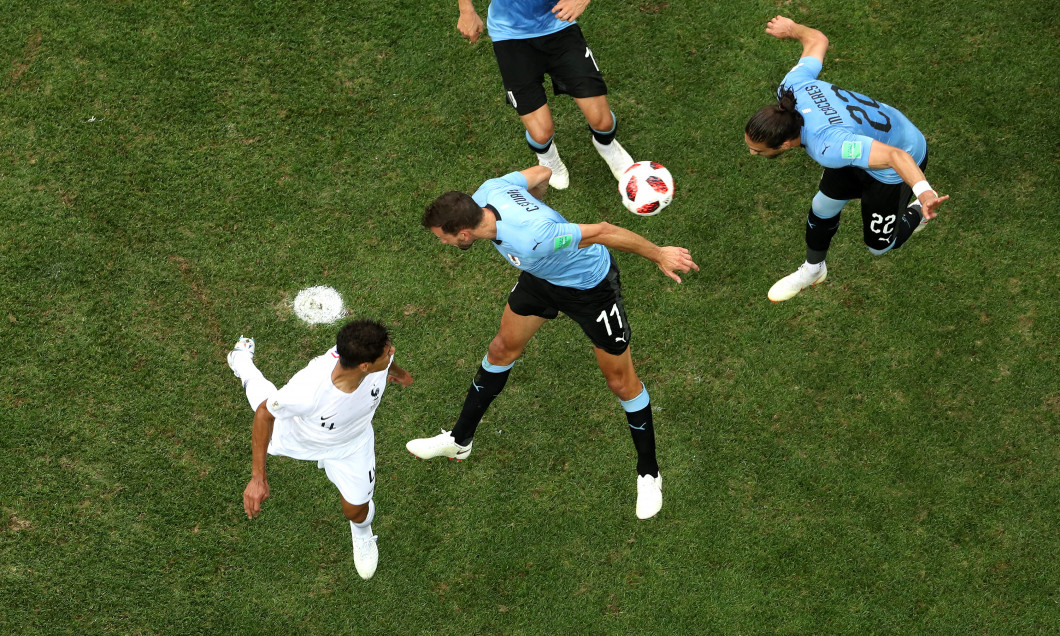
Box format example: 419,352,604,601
406,164,698,520
456,0,634,189
227,320,413,580
745,15,950,302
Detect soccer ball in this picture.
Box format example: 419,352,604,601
619,161,674,216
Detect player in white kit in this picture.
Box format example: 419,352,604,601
226,319,413,580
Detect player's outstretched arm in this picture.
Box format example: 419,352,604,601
552,0,590,22
867,142,950,219
766,15,828,64
388,363,414,387
243,401,275,519
457,0,484,42
578,222,699,283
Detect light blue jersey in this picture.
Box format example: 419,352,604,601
473,172,610,289
782,57,926,184
486,0,572,42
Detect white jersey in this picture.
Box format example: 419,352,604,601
265,347,391,461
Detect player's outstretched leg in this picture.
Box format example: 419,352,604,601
227,336,277,410
527,132,570,190
349,500,378,580
589,111,633,181
226,335,255,377
768,261,827,302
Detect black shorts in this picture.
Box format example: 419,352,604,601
818,153,929,250
506,257,631,355
492,24,608,116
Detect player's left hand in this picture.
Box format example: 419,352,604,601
656,246,699,283
552,0,590,22
919,191,949,220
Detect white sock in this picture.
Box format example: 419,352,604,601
803,260,824,273
350,500,375,538
535,142,561,166
237,363,276,411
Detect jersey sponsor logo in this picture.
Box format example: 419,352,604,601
553,235,573,251
841,141,863,159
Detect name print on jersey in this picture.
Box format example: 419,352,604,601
505,188,541,213
804,84,842,125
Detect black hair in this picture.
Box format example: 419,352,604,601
422,191,483,234
335,319,390,369
745,85,804,149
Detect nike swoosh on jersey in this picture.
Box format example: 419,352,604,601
320,414,337,420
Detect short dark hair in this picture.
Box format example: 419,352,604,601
745,85,804,149
335,319,390,368
422,191,483,234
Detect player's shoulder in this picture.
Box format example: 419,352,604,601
474,172,527,204
781,56,824,90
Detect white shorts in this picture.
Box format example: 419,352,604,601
316,440,376,506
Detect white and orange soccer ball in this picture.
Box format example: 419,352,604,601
619,161,674,216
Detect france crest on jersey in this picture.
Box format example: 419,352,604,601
472,172,610,290
486,0,572,41
782,57,927,184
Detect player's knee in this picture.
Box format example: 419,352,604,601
487,336,523,366
604,370,639,399
587,109,615,133
524,117,555,145
343,502,370,523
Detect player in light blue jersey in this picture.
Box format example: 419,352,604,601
456,0,634,189
744,16,950,302
406,165,698,520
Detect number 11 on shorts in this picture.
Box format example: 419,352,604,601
596,303,623,336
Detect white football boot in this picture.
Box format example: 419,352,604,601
406,429,473,461
226,336,255,379
767,262,827,302
636,473,663,520
592,138,634,181
535,142,570,190
351,530,379,580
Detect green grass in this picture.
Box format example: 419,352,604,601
2,0,1058,633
